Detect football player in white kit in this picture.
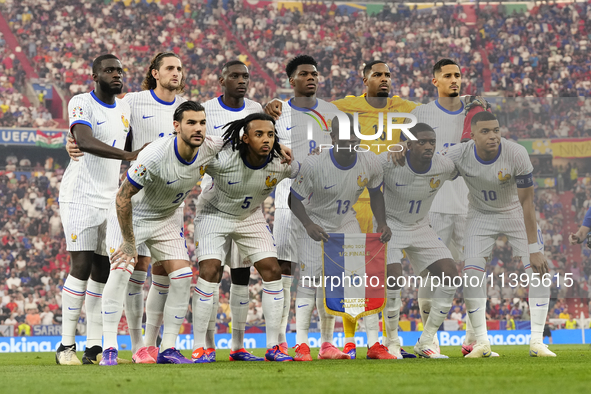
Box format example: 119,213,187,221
378,123,460,359
200,61,265,362
289,114,393,360
67,52,188,364
191,113,298,363
99,101,225,365
444,111,555,357
56,54,144,365
271,55,338,353
397,59,492,356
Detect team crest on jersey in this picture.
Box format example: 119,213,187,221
121,114,130,133
134,164,147,177
357,174,368,188
199,165,208,176
296,174,304,185
71,234,77,243
429,177,441,191
498,170,511,183
195,241,199,248
265,175,278,188
71,106,83,118
109,247,115,254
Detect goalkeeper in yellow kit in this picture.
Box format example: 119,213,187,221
266,60,419,359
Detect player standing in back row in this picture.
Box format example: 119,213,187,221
66,52,187,363
200,60,265,362
56,54,143,365
444,111,554,358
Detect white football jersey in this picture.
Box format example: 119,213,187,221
122,90,186,150
200,149,299,219
200,96,263,192
444,138,534,214
126,135,224,221
60,91,131,209
291,150,383,232
379,152,458,227
274,98,338,209
411,99,469,215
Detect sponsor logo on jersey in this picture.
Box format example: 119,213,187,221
134,164,147,177
498,170,511,183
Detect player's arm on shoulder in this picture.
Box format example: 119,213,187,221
517,178,548,275
264,98,284,120
112,177,141,269
570,206,591,245
278,143,293,164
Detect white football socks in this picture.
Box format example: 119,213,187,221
421,284,456,345
160,267,192,351
61,275,87,346
316,286,335,344
524,257,551,343
192,278,217,350
144,274,169,347
205,286,219,350
126,270,146,354
230,284,249,351
85,279,105,348
102,265,133,350
262,279,284,349
384,288,402,346
295,286,315,346
278,274,293,344
365,313,379,347
463,258,488,343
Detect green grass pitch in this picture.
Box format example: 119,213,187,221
1,345,589,394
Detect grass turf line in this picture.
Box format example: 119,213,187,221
0,345,589,394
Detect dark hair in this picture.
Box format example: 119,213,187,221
330,113,355,137
470,111,497,127
141,52,185,92
408,122,435,139
92,54,119,74
285,55,318,79
363,60,387,77
222,60,247,75
222,113,282,162
173,101,205,123
432,58,460,76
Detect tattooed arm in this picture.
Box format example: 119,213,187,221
111,178,141,268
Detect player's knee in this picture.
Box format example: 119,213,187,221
230,267,250,286
278,260,292,276
135,256,151,272
254,258,282,282
199,260,222,282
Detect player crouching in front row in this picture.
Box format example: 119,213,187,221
192,113,299,362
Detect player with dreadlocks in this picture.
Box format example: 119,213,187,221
191,113,300,363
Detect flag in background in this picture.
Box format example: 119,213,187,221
322,233,386,321
36,130,65,148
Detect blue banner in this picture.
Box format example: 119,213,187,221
1,330,588,353
0,128,67,145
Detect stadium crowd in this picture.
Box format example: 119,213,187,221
2,0,591,132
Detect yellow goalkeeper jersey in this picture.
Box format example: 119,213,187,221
331,94,420,232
